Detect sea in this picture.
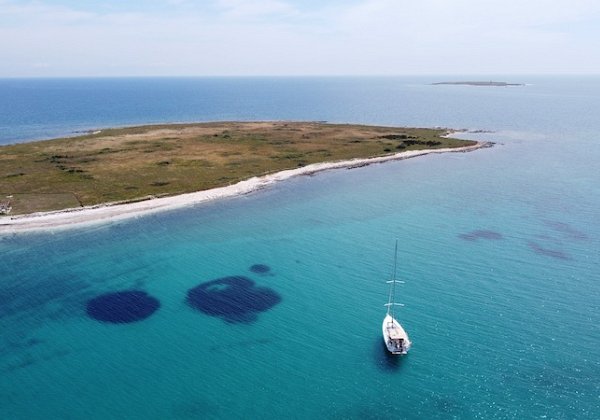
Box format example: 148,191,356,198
0,76,598,419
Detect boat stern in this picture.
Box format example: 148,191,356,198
382,314,411,355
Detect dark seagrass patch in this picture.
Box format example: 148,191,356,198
86,290,160,324
186,276,281,324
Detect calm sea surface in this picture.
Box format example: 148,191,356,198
0,77,599,419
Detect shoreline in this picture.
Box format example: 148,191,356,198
0,142,489,234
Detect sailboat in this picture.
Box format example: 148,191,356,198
382,240,411,355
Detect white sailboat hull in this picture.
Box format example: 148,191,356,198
382,314,411,355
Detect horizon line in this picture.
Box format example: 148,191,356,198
1,73,599,80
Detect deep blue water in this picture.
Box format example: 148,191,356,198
0,77,599,419
2,76,599,145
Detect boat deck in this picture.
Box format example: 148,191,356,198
386,325,405,340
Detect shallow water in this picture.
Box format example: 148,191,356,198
1,76,599,419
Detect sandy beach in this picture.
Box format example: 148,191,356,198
0,143,488,234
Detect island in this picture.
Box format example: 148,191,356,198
0,121,488,231
432,81,524,86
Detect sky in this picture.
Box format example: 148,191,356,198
1,0,600,77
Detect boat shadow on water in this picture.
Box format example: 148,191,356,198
373,338,408,373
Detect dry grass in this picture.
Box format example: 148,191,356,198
0,122,476,214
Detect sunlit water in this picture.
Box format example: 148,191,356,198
1,77,599,419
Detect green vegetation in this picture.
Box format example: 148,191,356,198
0,122,476,214
433,81,523,86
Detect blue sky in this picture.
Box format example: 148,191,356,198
1,0,599,77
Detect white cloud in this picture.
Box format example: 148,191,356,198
0,0,95,23
215,0,299,20
0,0,599,76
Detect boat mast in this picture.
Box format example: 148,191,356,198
386,239,399,318
385,239,406,319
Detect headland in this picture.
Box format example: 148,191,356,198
0,121,489,232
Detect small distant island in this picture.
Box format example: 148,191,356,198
0,122,488,231
433,81,524,86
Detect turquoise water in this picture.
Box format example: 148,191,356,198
1,77,599,419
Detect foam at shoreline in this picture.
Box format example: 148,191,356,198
0,143,488,234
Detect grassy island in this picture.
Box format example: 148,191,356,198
0,121,477,215
433,81,523,86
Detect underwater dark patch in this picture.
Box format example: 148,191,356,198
86,290,160,323
0,337,43,357
543,220,589,240
249,264,271,274
186,276,281,324
458,230,503,241
1,355,35,374
0,270,96,350
0,272,91,320
527,241,570,260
